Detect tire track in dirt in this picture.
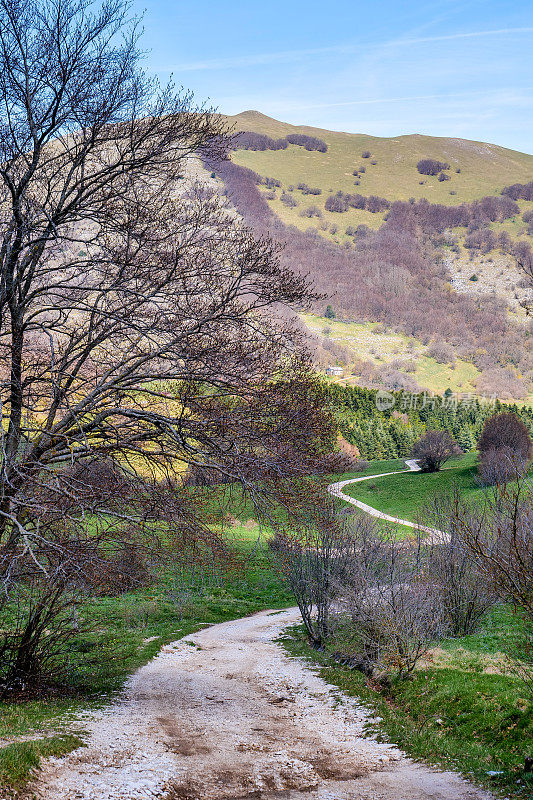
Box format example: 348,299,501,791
34,608,491,800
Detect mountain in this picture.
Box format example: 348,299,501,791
226,110,533,206
211,112,533,402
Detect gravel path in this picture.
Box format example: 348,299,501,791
34,608,491,800
328,460,445,541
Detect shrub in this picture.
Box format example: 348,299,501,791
263,176,282,189
339,521,447,679
366,195,390,213
478,446,528,486
438,171,450,182
286,133,327,152
412,430,461,472
281,192,298,207
232,131,288,151
502,181,533,201
417,159,450,176
423,495,497,635
465,228,497,252
299,205,322,218
325,193,348,213
430,481,533,696
427,341,455,364
324,304,336,319
477,412,533,463
269,500,348,647
361,150,371,158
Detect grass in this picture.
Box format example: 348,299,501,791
342,451,481,522
281,604,533,798
0,735,84,793
227,111,533,208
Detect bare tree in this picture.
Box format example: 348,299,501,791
269,490,348,648
422,494,497,636
411,430,461,472
435,482,533,695
0,0,332,694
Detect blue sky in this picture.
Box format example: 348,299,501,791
132,0,533,153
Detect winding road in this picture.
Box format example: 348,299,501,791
32,462,482,799
328,459,445,542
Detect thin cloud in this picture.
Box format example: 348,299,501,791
165,27,533,73
390,27,533,47
279,87,533,112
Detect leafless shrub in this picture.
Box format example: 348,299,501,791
412,431,461,472
269,496,349,647
430,482,533,693
478,412,533,463
263,176,282,188
232,131,288,151
502,181,533,201
417,159,450,176
478,447,529,486
427,341,455,364
422,495,497,635
286,134,327,152
338,520,446,679
281,192,299,207
300,205,323,218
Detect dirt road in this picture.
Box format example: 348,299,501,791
35,608,491,800
328,460,445,542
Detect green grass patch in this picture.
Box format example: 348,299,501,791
342,452,480,522
281,612,533,798
301,314,481,395
0,734,84,795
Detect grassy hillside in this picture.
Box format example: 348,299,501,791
302,313,480,394
227,111,533,206
341,451,533,523
226,111,533,254
342,451,478,521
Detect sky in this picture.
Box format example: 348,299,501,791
130,0,533,153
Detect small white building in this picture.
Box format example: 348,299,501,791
325,365,344,377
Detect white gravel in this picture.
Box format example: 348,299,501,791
33,608,492,800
